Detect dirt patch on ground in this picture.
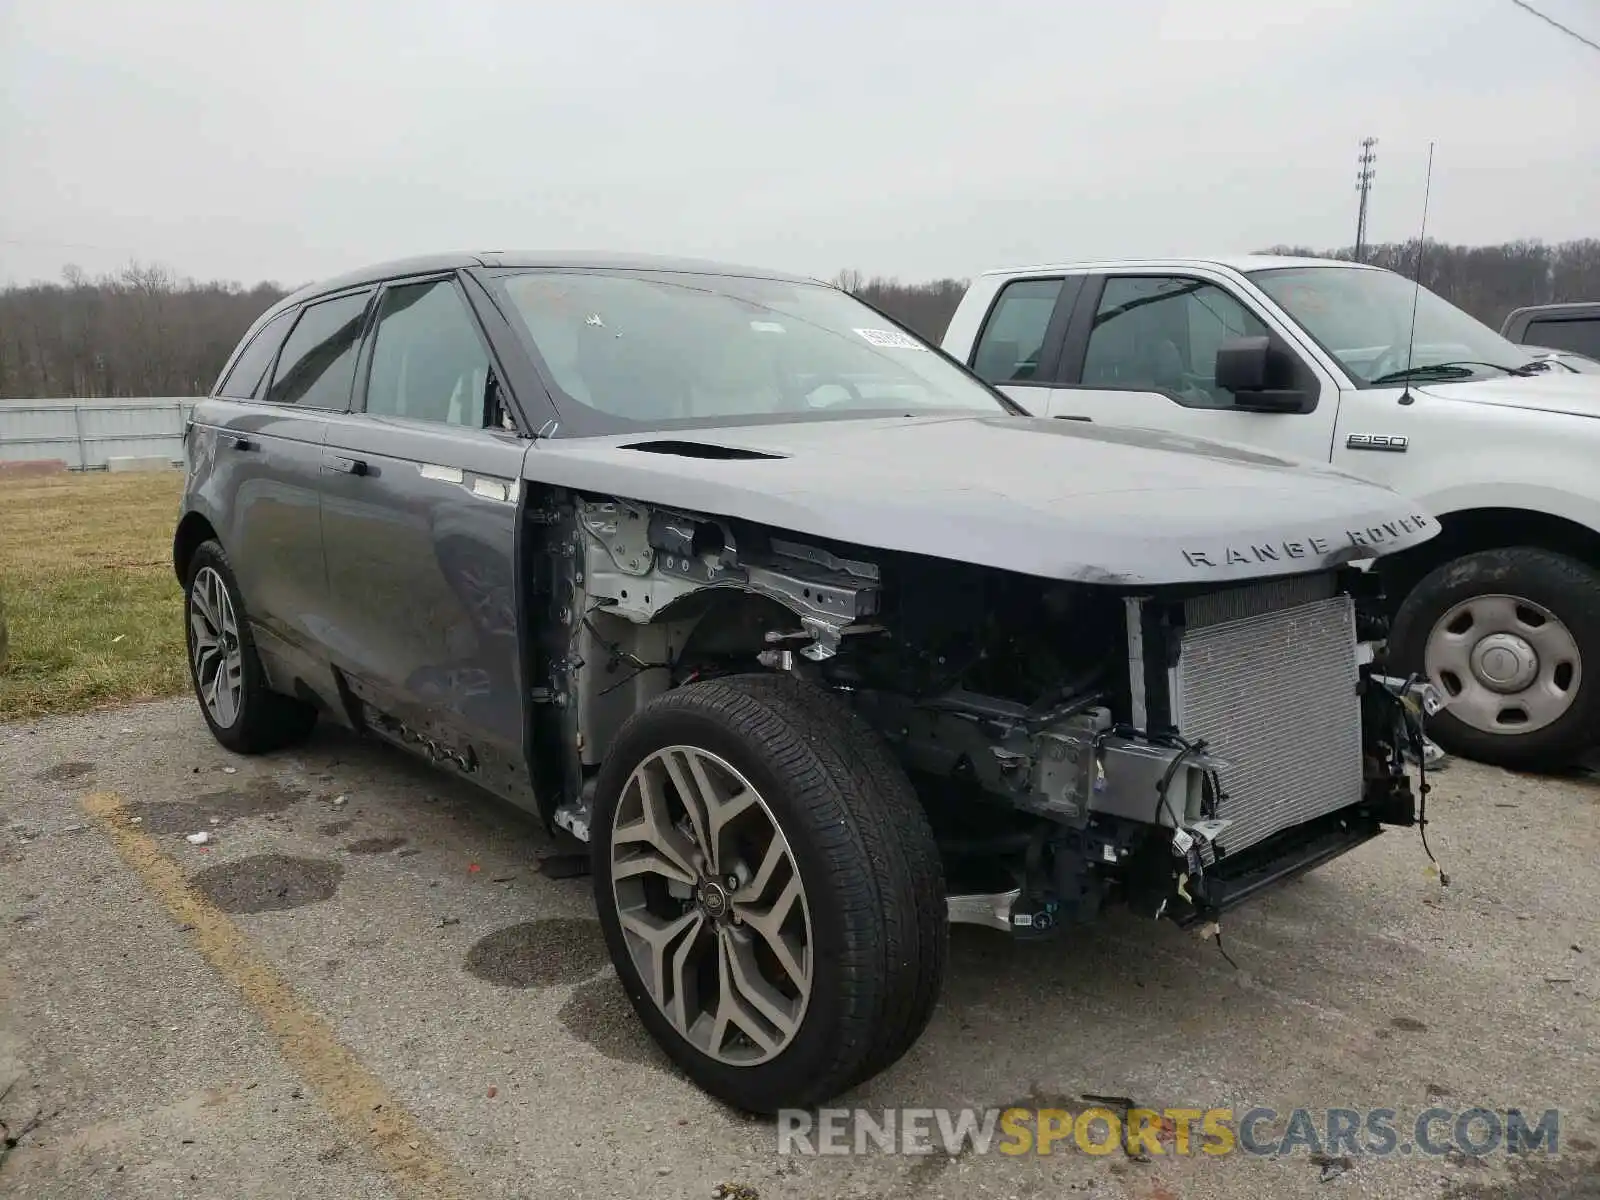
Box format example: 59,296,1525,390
464,919,609,989
1442,1153,1600,1199
127,781,307,835
35,760,96,783
190,854,344,914
556,972,669,1070
344,837,408,855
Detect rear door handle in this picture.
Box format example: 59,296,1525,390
228,435,258,451
1056,414,1093,422
325,455,368,476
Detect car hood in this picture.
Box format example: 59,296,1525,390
526,413,1438,586
1416,372,1600,418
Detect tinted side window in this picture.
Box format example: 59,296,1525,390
1525,317,1600,358
364,279,490,427
265,292,371,409
216,310,295,399
1082,276,1268,407
971,279,1064,383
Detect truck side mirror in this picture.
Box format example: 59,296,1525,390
1215,336,1270,391
1215,335,1307,413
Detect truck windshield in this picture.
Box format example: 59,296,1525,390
493,269,1011,432
1249,265,1536,386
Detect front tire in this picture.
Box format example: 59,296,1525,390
184,540,317,754
1389,547,1600,769
590,674,946,1113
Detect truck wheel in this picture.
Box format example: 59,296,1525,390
185,540,317,754
1389,547,1600,769
590,673,946,1113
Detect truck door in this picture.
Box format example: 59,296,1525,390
963,276,1081,416
317,273,531,765
1042,273,1340,465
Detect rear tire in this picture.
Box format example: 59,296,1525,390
1389,547,1600,769
590,673,946,1113
184,540,317,754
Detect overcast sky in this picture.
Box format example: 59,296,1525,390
2,0,1597,289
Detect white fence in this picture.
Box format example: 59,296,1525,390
0,397,203,470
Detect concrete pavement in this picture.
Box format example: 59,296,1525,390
3,698,1599,1199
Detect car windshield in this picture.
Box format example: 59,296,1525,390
1249,265,1536,386
493,269,1009,432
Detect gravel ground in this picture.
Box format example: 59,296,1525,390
3,697,1598,1199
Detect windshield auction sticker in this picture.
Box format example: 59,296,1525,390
853,327,927,350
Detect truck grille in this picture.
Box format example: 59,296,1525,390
1174,579,1363,854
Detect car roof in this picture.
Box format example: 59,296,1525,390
274,251,825,311
976,254,1384,277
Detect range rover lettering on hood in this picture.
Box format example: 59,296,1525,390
530,415,1442,586
1181,513,1435,569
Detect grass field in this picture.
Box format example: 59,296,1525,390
0,470,188,720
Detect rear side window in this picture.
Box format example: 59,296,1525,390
216,309,295,399
971,279,1064,384
265,292,372,409
1525,317,1600,358
364,279,490,427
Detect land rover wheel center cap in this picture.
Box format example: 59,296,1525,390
1471,632,1539,693
697,879,730,919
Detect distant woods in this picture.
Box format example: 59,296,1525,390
831,270,971,347
0,264,288,400
3,241,1598,399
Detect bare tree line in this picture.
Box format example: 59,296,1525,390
3,241,1598,400
0,264,287,399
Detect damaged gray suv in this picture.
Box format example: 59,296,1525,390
176,253,1447,1112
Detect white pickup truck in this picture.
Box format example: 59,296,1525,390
941,255,1600,769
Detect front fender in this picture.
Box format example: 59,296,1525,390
1420,481,1600,538
1336,395,1600,544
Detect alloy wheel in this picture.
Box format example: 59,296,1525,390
609,745,812,1066
189,565,244,729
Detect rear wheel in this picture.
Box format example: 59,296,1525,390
185,540,317,754
590,674,946,1113
1389,547,1600,769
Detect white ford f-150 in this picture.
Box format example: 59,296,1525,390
942,256,1600,768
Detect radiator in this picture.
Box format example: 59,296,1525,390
1174,581,1363,854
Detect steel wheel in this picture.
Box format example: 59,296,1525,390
189,565,244,729
1425,592,1581,735
609,745,812,1067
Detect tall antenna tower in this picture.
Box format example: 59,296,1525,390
1354,137,1378,262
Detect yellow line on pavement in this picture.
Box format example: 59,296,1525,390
81,790,469,1200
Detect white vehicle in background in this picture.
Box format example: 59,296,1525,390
1501,301,1600,363
942,256,1600,769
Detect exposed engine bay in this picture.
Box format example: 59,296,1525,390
529,493,1446,938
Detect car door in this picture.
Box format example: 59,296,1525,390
205,289,372,677
1044,272,1339,464
318,272,531,759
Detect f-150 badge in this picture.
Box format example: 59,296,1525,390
1346,434,1408,452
